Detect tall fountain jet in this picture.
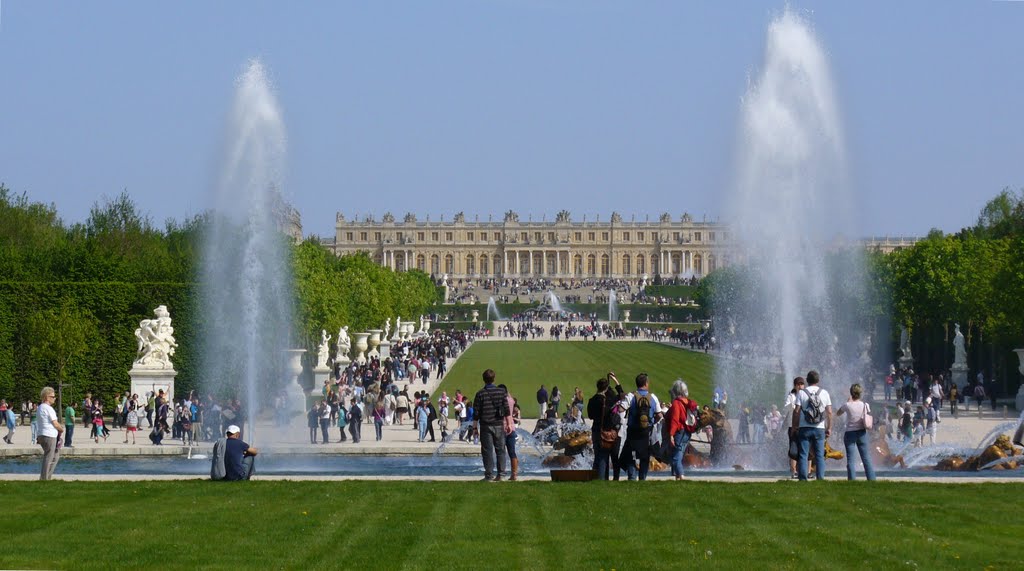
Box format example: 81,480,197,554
718,9,865,403
200,59,297,438
608,289,619,322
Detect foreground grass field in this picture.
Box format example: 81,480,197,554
3,481,1022,570
437,341,714,416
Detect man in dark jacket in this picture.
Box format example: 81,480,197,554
587,373,624,480
537,385,548,419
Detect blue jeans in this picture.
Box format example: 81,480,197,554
843,429,876,480
418,420,427,442
671,430,691,477
64,423,74,447
504,431,517,459
592,429,613,479
797,427,826,481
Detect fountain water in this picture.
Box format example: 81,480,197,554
486,296,503,321
717,8,864,408
608,289,619,322
200,59,299,442
546,291,563,313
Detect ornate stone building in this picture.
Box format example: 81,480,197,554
322,210,732,279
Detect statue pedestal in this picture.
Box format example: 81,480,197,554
313,365,331,391
951,363,970,392
897,356,914,372
129,366,177,404
378,340,391,361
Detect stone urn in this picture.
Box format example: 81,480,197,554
367,329,382,359
354,332,370,365
282,348,308,416
623,309,631,322
422,319,431,334
471,309,479,322
402,322,415,339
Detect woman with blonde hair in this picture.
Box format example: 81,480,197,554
35,386,65,480
836,383,876,481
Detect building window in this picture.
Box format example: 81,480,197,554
360,232,368,241
346,232,353,241
418,232,425,241
588,232,595,242
638,232,645,242
494,232,501,241
521,232,528,241
446,232,453,241
374,232,381,241
710,232,716,241
695,232,702,242
432,232,439,241
602,232,609,241
673,232,680,241
548,232,555,242
397,232,404,242
534,232,541,242
467,232,474,241
574,232,582,242
623,232,630,241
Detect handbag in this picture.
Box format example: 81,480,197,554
863,402,874,430
788,433,800,460
598,393,618,450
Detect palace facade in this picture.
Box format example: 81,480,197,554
322,210,733,280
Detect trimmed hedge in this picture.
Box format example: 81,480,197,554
0,282,198,407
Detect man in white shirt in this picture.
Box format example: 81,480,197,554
36,386,65,481
790,370,832,481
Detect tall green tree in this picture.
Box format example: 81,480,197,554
24,300,99,408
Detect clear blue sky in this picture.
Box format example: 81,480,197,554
2,1,1021,238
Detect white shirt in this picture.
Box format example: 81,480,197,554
36,402,59,438
796,386,832,429
838,400,869,431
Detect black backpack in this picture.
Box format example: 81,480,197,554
630,392,652,431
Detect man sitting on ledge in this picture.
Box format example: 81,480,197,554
211,425,258,481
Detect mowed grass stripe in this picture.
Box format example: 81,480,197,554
2,481,1023,570
437,341,715,416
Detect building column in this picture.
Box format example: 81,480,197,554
515,251,520,276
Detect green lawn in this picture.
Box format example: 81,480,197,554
437,341,714,415
2,481,1021,570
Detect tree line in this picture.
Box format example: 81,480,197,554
0,185,436,405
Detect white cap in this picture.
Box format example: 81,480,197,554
226,425,241,435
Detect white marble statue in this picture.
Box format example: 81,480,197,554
899,326,913,360
391,316,402,341
336,326,351,362
383,318,392,342
418,315,426,334
317,329,332,368
133,305,178,369
953,323,967,366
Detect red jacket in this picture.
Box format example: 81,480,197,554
668,397,698,437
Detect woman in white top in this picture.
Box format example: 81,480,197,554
35,386,65,481
836,383,876,481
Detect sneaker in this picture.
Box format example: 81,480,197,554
481,476,495,482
